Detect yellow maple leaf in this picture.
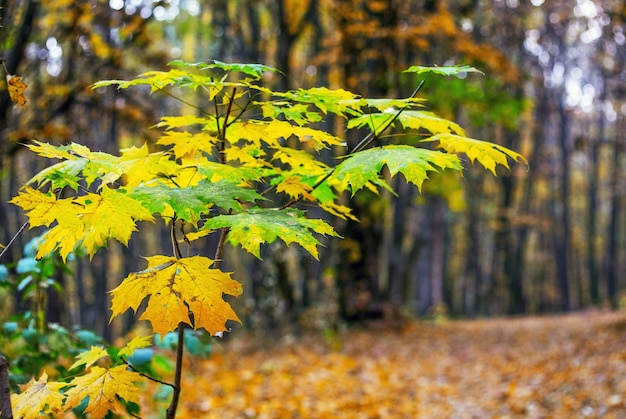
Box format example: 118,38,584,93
69,346,109,371
275,175,315,201
118,334,153,358
110,255,243,335
6,74,27,107
10,372,65,419
11,186,154,260
118,143,183,187
64,365,144,419
157,131,220,160
431,133,528,175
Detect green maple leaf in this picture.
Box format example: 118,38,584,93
329,145,462,195
128,179,264,224
205,60,278,78
201,208,339,259
403,64,484,77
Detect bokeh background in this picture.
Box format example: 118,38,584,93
2,0,626,341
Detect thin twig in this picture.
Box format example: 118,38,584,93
0,221,28,261
349,79,426,154
122,358,175,389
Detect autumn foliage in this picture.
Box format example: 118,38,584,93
6,61,525,417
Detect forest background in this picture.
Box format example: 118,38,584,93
1,0,626,342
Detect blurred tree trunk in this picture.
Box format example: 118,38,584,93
553,96,572,311
587,112,601,306
274,0,317,90
606,118,624,308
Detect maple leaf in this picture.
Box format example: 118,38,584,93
347,109,464,138
397,111,465,135
197,160,268,183
11,186,154,260
428,133,528,175
274,175,315,201
271,147,331,174
156,130,220,160
6,74,28,107
266,119,345,150
154,115,216,130
403,64,484,77
228,120,273,147
204,60,278,79
110,255,243,335
283,86,361,116
329,145,462,195
201,208,339,259
10,372,66,419
128,179,264,225
118,335,154,358
259,101,323,125
26,140,91,160
64,365,144,419
24,141,182,189
69,346,110,371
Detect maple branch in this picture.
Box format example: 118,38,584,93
218,87,236,163
121,358,175,389
0,221,28,261
226,94,253,127
165,324,185,419
213,227,230,269
349,78,426,154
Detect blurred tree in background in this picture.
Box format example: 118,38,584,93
2,0,626,340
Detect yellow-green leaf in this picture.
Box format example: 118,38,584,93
201,208,339,259
330,145,462,195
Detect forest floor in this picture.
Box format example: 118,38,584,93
143,310,626,418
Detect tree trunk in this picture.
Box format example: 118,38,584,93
554,97,572,311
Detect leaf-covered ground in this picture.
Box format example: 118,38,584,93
145,310,626,418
